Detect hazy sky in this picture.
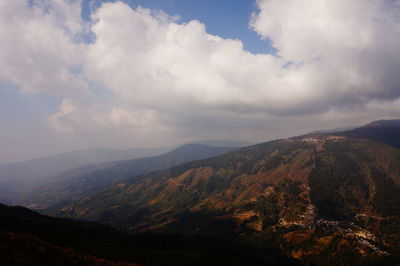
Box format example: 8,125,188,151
1,0,400,164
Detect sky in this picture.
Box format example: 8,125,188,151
1,0,400,164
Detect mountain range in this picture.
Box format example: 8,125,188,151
45,120,400,265
11,144,237,209
0,146,170,195
0,139,250,194
1,120,400,265
0,140,250,203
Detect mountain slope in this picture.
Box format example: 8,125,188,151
337,119,400,149
188,139,252,147
55,121,400,265
0,147,169,194
308,126,355,134
13,144,237,209
0,203,294,266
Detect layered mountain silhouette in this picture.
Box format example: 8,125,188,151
0,139,248,202
46,120,400,265
0,146,170,196
10,144,237,209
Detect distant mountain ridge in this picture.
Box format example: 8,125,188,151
11,144,237,209
0,146,170,194
362,119,400,128
187,139,252,147
0,139,249,197
308,126,355,134
336,119,400,149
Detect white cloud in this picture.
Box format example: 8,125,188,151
0,0,89,97
84,3,288,114
3,0,400,152
251,0,400,102
82,0,400,116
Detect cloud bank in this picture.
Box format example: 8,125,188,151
2,0,400,153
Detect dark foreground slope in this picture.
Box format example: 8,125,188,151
55,120,400,265
11,144,236,209
0,203,294,266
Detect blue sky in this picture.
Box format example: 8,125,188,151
81,0,273,54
